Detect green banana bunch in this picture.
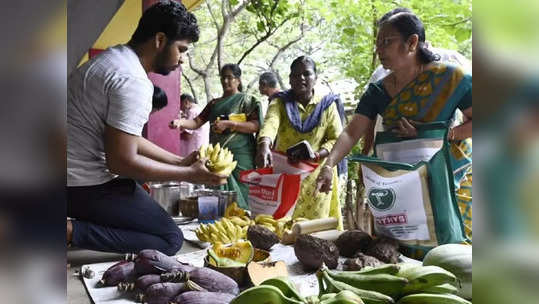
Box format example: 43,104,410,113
396,293,471,304
345,264,400,276
199,143,237,175
396,265,457,295
260,277,305,302
230,285,304,304
422,283,458,295
325,269,408,299
319,290,365,304
317,269,395,304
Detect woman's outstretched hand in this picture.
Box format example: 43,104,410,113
169,119,181,129
256,142,273,168
315,165,333,194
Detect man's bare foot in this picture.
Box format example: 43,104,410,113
67,220,73,246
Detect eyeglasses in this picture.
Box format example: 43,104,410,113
375,36,402,48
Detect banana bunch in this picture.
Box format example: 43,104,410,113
199,143,237,175
316,263,471,304
253,214,298,239
195,217,250,244
224,202,247,218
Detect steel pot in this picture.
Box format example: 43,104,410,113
149,182,181,216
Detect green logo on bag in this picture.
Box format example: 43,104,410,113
367,188,396,211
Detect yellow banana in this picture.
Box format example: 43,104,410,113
209,232,219,243
195,230,208,242
258,218,278,227
241,226,249,238
216,161,237,175
211,142,221,162
219,231,232,244
205,144,214,159
255,214,274,222
199,143,208,159
261,224,276,232
277,216,292,223
229,216,250,227
208,223,220,235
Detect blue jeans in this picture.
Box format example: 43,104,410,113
67,178,183,255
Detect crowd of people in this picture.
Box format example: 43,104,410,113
67,1,472,255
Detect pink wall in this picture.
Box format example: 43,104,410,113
143,0,182,155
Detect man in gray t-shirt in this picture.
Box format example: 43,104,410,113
67,1,225,255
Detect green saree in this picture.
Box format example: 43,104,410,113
204,93,263,209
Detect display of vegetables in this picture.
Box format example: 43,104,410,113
90,229,472,304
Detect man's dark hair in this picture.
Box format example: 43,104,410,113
131,1,200,45
259,72,278,88
152,86,168,110
180,93,197,104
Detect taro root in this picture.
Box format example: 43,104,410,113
335,230,372,257
134,249,195,276
247,225,280,251
365,236,400,264
98,261,136,287
169,291,235,304
343,252,383,271
294,234,339,270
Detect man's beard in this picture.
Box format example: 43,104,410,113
154,49,175,75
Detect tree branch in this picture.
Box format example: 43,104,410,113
206,1,220,30
237,17,290,65
181,72,198,103
187,52,206,77
269,28,304,69
442,17,472,27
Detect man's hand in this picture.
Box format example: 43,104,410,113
178,150,199,166
187,158,227,185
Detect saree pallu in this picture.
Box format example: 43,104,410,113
207,93,263,210
381,63,472,241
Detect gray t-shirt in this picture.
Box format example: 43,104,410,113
67,44,153,186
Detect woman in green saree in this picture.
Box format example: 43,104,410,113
171,64,263,209
316,11,472,240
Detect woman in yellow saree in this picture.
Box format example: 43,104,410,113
256,56,346,229
316,11,472,239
